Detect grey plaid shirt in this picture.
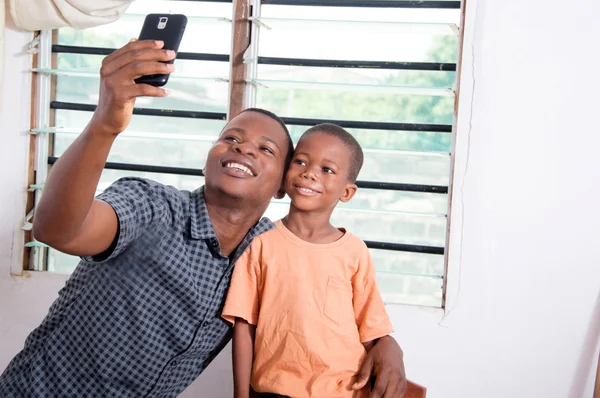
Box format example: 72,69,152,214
0,177,273,398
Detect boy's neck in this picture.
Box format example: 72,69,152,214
282,206,343,244
204,189,268,257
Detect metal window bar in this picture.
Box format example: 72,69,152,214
52,45,457,72
256,57,457,71
260,0,461,8
174,0,460,7
52,44,230,62
50,101,452,132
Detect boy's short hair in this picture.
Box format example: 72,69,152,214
302,123,364,182
240,108,294,171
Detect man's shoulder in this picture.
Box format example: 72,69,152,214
97,177,201,230
102,177,193,202
246,219,274,248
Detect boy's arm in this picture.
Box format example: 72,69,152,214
33,40,174,256
232,318,257,398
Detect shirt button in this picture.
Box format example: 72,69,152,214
211,239,218,248
202,321,209,328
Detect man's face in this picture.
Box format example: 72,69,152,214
204,111,289,205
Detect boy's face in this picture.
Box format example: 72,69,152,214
284,131,357,213
204,111,289,205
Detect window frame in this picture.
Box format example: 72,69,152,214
27,0,463,308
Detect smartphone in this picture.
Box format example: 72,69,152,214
134,14,187,87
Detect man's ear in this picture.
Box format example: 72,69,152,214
339,183,357,203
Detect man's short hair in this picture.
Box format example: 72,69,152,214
302,123,364,182
240,108,294,171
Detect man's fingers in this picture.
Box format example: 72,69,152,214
101,48,175,78
352,356,374,390
127,83,170,99
382,376,400,398
124,59,175,81
370,371,390,398
103,39,162,66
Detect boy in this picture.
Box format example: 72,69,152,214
222,123,394,398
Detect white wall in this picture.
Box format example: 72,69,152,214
1,0,599,397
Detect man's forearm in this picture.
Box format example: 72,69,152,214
33,39,174,249
33,126,115,245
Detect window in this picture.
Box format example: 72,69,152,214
29,0,462,308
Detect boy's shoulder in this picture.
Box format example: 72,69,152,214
248,220,284,246
341,229,367,246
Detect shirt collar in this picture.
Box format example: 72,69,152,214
190,186,217,240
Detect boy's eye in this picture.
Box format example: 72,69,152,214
294,159,306,166
323,167,334,174
224,136,239,143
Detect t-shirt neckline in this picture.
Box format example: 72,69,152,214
274,219,352,249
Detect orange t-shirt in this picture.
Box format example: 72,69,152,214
222,220,393,398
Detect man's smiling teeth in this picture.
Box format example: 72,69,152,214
226,162,254,176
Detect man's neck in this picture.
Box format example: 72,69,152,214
282,206,341,244
204,189,268,257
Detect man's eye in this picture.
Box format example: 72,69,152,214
261,146,274,155
224,136,239,143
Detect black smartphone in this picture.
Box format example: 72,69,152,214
134,14,187,87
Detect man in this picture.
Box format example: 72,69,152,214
0,40,407,398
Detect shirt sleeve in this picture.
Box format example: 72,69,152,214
222,244,261,326
352,244,394,343
80,177,175,264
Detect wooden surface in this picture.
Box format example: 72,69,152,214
227,0,250,120
406,380,427,398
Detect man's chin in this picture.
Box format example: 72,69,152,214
205,179,254,201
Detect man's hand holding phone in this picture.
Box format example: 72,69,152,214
89,39,175,137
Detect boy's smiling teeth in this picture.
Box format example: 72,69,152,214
226,162,253,176
298,186,316,193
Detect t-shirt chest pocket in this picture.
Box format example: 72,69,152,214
323,275,355,326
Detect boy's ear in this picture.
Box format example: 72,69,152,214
339,183,357,203
274,185,286,200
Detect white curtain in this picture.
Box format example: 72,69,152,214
1,0,135,103
9,0,133,30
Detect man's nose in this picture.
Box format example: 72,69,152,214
232,142,257,157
